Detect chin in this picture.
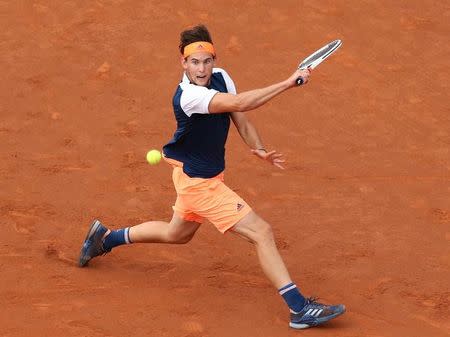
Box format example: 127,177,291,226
195,80,208,86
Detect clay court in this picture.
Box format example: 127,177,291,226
1,1,449,336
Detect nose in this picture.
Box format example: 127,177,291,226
198,62,205,73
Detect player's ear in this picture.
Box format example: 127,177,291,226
181,56,188,69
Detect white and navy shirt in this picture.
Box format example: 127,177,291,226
163,68,236,178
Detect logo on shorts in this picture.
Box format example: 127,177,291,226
237,203,244,211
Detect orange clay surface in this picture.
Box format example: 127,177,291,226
1,1,449,336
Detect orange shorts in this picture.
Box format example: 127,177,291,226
165,158,252,233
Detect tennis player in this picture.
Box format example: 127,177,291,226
79,24,345,329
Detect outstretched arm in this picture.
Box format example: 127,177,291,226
209,68,311,114
231,111,285,169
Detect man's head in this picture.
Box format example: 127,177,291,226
179,25,216,87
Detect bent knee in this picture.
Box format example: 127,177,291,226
254,219,274,243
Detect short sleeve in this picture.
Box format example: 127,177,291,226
216,68,237,94
179,83,218,117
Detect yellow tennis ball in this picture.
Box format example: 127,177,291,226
146,149,161,165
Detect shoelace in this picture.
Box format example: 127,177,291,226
306,296,320,303
87,238,110,255
305,296,328,308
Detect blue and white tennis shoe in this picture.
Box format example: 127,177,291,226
289,297,345,329
78,219,110,267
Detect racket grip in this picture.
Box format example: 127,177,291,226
296,76,305,86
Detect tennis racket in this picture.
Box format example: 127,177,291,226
296,39,342,85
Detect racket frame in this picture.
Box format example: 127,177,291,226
296,39,342,85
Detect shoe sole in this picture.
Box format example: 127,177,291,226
78,220,103,267
289,305,346,329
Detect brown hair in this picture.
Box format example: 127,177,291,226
179,24,214,56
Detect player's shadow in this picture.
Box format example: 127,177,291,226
314,318,350,330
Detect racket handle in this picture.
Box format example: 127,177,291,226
296,76,305,86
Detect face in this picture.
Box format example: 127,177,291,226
182,52,215,86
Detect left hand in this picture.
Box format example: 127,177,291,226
251,149,285,170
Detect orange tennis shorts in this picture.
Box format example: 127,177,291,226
165,157,252,233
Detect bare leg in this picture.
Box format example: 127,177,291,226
230,211,292,289
128,213,201,244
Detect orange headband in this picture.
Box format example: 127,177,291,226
183,41,215,58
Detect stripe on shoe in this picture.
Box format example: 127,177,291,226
306,308,323,317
